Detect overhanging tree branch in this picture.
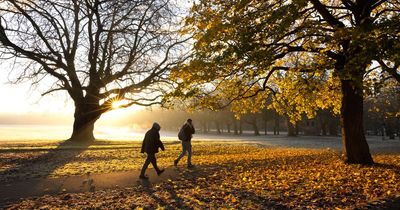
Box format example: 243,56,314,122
309,0,346,27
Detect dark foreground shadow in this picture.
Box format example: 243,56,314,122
0,140,90,182
138,178,192,209
133,156,400,209
362,196,400,210
0,140,91,207
135,165,291,209
372,163,400,172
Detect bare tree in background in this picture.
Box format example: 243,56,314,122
0,0,190,142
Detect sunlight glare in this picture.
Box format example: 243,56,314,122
112,100,125,109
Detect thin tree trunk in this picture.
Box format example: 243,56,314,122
340,78,373,164
253,122,260,136
264,117,268,135
250,115,260,136
202,122,208,134
216,121,221,134
287,118,296,136
274,113,280,135
328,120,338,136
233,120,239,135
321,122,327,136
239,120,243,135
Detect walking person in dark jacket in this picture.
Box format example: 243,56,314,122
174,119,195,168
139,122,165,179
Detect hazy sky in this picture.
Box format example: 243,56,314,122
0,61,141,125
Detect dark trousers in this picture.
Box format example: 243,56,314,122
140,153,160,176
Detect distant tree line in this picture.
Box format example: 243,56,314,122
130,97,399,138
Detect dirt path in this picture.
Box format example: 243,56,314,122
0,167,179,207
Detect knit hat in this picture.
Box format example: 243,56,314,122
152,122,161,130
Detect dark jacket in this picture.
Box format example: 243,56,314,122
141,128,165,154
182,123,195,141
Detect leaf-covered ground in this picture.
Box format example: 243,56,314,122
1,140,400,209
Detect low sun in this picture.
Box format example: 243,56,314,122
111,100,125,109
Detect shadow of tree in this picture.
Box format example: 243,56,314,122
363,196,400,210
141,153,400,209
0,140,93,207
138,178,192,209
372,163,400,172
0,140,91,182
135,162,295,209
170,165,291,209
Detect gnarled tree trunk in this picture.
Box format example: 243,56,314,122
70,113,98,142
69,94,102,142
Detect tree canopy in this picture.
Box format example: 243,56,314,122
168,0,400,164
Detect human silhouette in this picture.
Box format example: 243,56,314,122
174,119,195,168
139,122,165,179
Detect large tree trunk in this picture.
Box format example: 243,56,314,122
70,114,97,142
69,97,102,142
340,78,373,164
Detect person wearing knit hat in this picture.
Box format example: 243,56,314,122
139,122,165,179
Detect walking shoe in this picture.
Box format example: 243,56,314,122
157,169,165,176
174,160,178,166
139,175,148,180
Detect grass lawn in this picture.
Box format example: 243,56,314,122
1,140,400,209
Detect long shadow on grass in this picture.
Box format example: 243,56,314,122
139,178,192,209
364,196,400,210
172,165,291,209
372,163,400,172
0,140,91,182
136,163,295,209
113,152,400,209
0,140,91,207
